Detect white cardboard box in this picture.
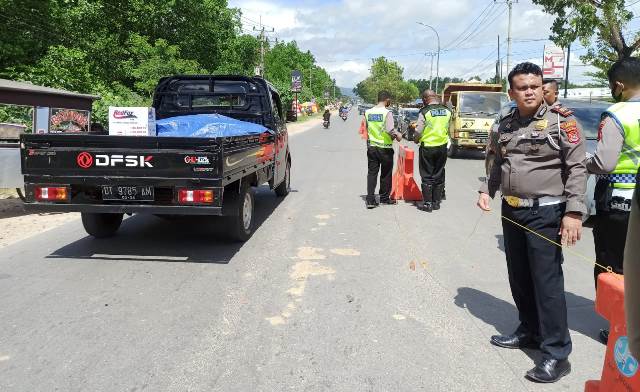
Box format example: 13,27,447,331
108,107,156,136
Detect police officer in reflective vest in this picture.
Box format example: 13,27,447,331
478,62,587,383
364,90,402,209
413,90,452,212
586,57,640,344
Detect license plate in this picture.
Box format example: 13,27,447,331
102,186,154,201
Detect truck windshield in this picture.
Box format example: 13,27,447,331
460,93,508,116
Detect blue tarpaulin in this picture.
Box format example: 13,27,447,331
156,114,269,138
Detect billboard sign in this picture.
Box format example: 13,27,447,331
49,108,90,133
543,45,565,80
291,70,302,92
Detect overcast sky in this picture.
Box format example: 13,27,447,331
229,0,640,88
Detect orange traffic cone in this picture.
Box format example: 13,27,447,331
390,146,422,201
358,119,367,140
585,273,639,391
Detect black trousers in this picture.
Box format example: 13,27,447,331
593,210,629,287
502,201,572,360
366,146,394,202
418,144,447,203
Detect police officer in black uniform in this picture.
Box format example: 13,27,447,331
478,63,587,383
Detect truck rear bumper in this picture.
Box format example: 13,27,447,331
453,138,487,149
23,202,223,216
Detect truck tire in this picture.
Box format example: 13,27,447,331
226,185,255,242
447,143,458,158
81,213,123,238
274,159,291,197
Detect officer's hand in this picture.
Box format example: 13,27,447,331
477,192,491,211
394,132,403,142
560,212,582,247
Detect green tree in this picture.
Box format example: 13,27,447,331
532,0,640,81
124,34,206,98
408,77,468,95
355,57,419,103
0,0,334,125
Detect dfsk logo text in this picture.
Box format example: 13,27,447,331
76,152,154,168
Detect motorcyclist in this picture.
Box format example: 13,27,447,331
323,109,331,127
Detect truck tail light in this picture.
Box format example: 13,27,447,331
177,189,214,205
35,186,69,202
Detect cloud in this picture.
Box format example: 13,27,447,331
229,0,612,87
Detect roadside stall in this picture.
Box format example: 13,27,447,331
0,79,99,194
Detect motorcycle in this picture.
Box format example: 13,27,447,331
323,120,330,129
340,112,348,121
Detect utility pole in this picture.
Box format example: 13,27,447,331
253,16,274,76
564,44,571,99
417,22,440,92
497,35,501,84
428,53,434,91
495,1,517,73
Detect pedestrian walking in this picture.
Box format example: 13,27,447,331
587,57,640,344
625,168,640,359
478,62,587,383
412,90,451,212
364,91,402,209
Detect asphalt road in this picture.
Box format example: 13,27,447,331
0,113,607,391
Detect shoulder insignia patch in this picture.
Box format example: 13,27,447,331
551,106,574,117
560,120,580,144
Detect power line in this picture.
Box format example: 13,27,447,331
443,0,496,50
447,4,501,51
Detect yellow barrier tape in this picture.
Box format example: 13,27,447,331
489,210,618,278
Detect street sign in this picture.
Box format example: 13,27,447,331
291,70,302,92
323,90,330,99
543,45,565,80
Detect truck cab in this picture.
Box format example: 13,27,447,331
442,83,509,158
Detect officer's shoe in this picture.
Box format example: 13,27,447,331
490,332,537,349
379,199,397,205
599,329,609,344
421,202,433,212
432,201,441,210
366,199,378,209
525,359,571,383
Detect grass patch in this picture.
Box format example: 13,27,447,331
288,112,322,124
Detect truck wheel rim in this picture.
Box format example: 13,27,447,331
243,193,252,230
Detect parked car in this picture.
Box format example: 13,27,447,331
399,108,420,140
358,104,373,115
567,99,609,220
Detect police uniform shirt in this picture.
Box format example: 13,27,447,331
480,103,588,215
586,94,640,174
365,103,396,135
413,104,450,136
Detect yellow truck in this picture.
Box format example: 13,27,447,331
442,83,509,158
